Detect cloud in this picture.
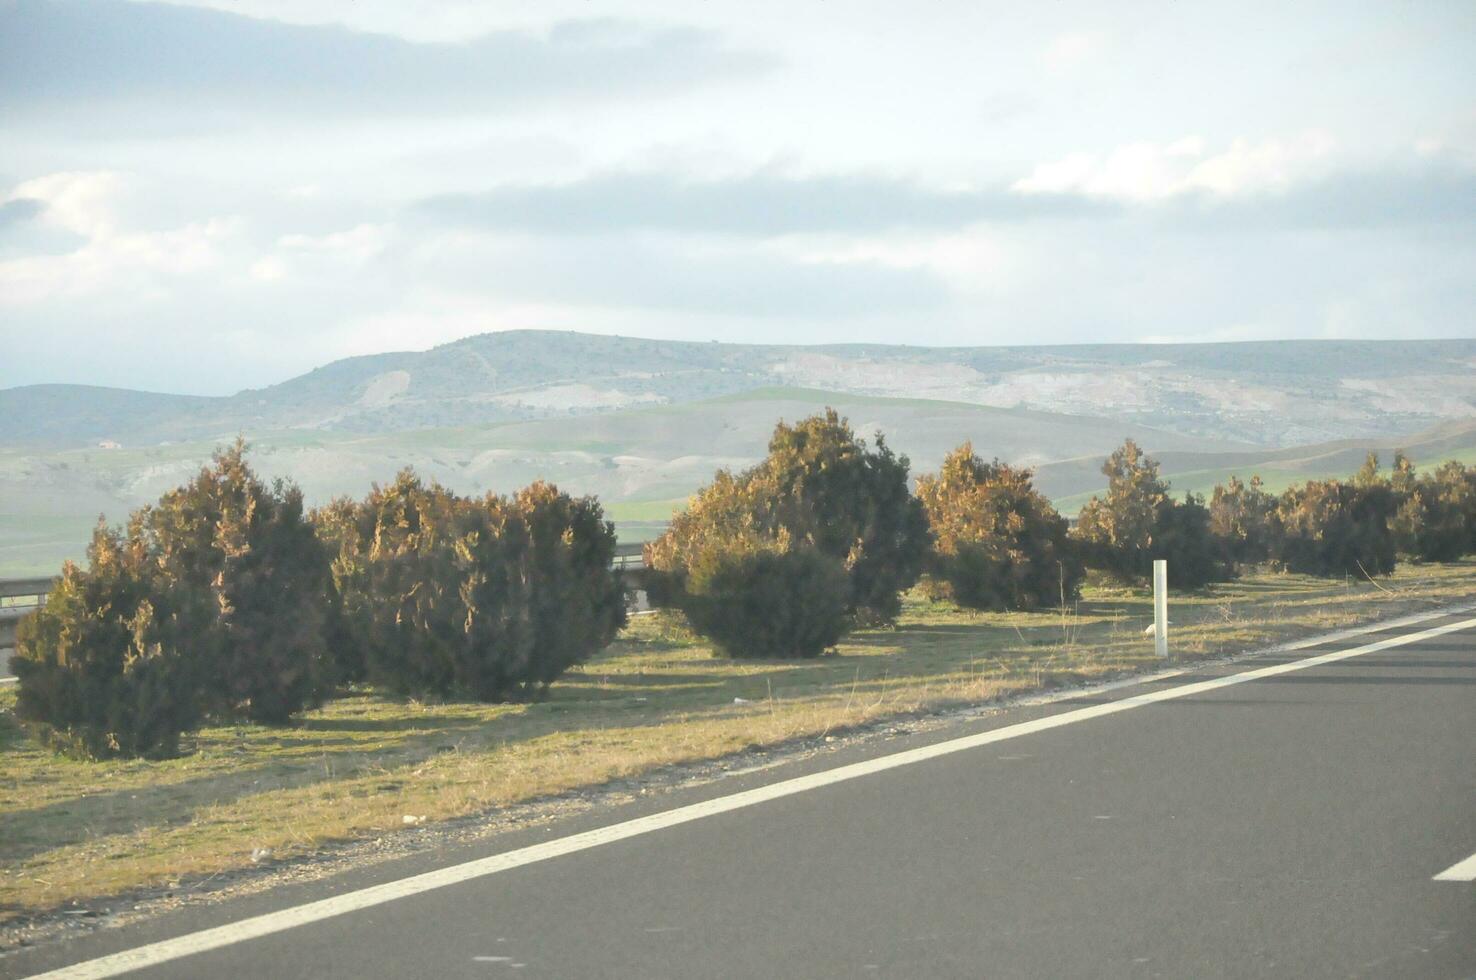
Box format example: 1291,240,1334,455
413,232,949,317
416,172,1112,236
0,1,774,123
1011,135,1476,228
1178,165,1476,230
250,223,393,283
1014,132,1338,201
1042,33,1101,72
0,172,242,304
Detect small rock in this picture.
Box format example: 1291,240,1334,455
250,848,271,864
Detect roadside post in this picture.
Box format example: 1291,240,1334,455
1153,559,1168,658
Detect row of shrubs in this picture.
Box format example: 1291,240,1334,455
644,413,1476,660
15,418,1476,758
13,442,625,759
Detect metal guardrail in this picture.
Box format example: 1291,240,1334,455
1,577,54,651
612,542,648,571
0,549,658,674
0,577,54,602
0,549,656,653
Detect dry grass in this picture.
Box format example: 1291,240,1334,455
3,562,1474,921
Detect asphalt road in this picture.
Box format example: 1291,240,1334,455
8,611,1476,979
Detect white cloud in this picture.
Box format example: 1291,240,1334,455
248,223,393,284
1042,33,1100,72
770,229,1012,295
1188,131,1336,195
10,171,123,237
278,223,392,259
1012,131,1339,201
0,172,242,305
249,255,288,282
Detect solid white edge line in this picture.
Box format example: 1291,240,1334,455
1433,851,1476,882
20,607,1476,980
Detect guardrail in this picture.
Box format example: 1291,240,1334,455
0,547,656,653
1,577,54,651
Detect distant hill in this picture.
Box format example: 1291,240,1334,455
5,331,1476,449
5,382,1476,577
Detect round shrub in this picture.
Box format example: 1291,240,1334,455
917,444,1081,611
1071,440,1229,588
1208,475,1279,568
505,481,628,691
1391,460,1476,563
144,441,335,724
673,541,850,659
316,472,625,701
1275,476,1396,577
12,526,202,759
647,410,929,629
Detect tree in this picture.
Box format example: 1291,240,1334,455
316,472,625,700
760,411,931,623
1275,477,1397,577
1208,475,1279,567
1152,491,1222,588
505,481,628,691
1353,450,1385,490
916,443,1081,610
1071,440,1227,588
1392,460,1476,563
13,441,336,755
143,440,336,724
648,411,930,640
12,523,203,759
672,534,850,659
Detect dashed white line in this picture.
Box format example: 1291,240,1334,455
1433,851,1476,882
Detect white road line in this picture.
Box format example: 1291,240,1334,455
22,610,1476,980
1433,851,1476,882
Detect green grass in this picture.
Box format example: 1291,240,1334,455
3,561,1475,921
604,497,688,523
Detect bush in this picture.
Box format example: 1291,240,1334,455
1151,490,1224,588
1071,440,1228,588
1208,475,1279,567
506,481,628,689
1275,471,1397,577
670,537,850,659
317,472,624,700
762,411,931,623
13,442,336,755
647,410,929,632
144,441,336,724
1391,459,1476,563
916,443,1081,610
12,524,202,759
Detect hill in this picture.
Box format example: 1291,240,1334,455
5,384,1476,577
5,331,1476,449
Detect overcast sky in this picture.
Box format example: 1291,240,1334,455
2,0,1473,394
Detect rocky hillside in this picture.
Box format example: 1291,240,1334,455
5,332,1476,449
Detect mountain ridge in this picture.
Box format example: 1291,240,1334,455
6,331,1476,449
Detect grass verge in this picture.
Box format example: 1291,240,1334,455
3,562,1475,923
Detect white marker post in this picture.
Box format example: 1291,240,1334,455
1153,559,1169,659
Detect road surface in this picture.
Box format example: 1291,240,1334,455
7,608,1476,979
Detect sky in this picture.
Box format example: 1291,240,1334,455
1,0,1474,395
